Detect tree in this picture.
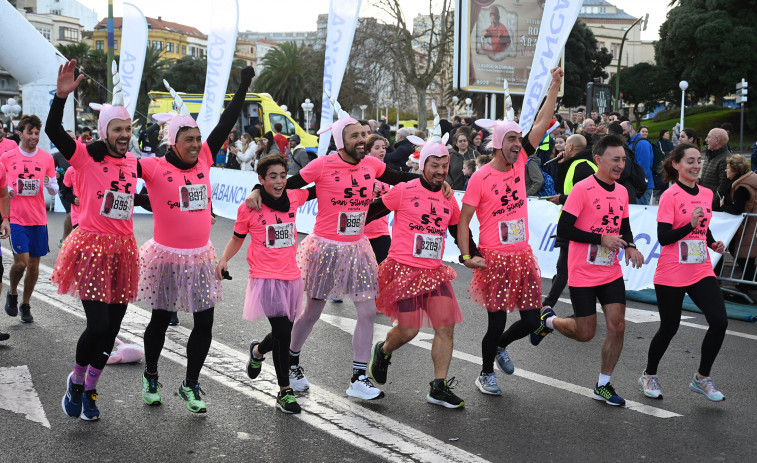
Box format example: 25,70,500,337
134,45,168,125
254,42,314,123
562,21,613,108
56,43,108,110
609,63,677,125
161,56,207,93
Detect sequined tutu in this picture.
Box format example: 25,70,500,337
296,234,378,302
137,239,222,312
376,259,462,329
243,277,304,322
470,246,542,313
52,228,138,305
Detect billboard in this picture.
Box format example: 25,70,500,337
454,0,560,95
586,82,613,116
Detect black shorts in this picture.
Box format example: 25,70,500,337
59,196,71,213
568,277,626,318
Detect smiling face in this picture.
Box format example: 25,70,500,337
173,127,202,164
554,137,566,152
341,123,367,162
422,155,450,188
500,130,522,165
673,148,702,184
105,118,132,156
259,164,287,199
595,145,626,182
19,126,40,152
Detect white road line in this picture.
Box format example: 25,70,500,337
0,365,50,428
320,314,681,420
3,250,489,463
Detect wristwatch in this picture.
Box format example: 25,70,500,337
459,254,471,263
625,243,637,249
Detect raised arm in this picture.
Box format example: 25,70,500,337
45,60,85,160
527,67,564,148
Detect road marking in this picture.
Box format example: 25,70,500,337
320,314,681,419
4,250,489,463
0,365,50,428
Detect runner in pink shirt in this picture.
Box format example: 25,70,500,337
533,135,644,407
640,143,728,402
457,67,564,396
0,125,17,154
217,156,315,414
362,134,392,264
136,69,254,413
1,115,58,325
62,166,79,228
0,161,11,341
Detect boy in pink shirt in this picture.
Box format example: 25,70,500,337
533,135,644,407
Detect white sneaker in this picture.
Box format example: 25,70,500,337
289,365,310,392
638,372,663,399
689,374,725,402
346,375,385,400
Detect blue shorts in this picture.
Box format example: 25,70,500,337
10,224,49,258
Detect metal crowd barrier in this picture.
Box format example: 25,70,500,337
717,212,757,304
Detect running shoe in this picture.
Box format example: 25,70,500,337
530,306,555,346
593,382,626,406
346,375,385,400
332,298,343,303
368,341,391,385
247,340,264,380
141,372,162,406
638,372,663,399
689,374,725,402
61,372,84,418
495,348,515,375
289,365,310,392
80,390,101,421
19,304,33,323
475,372,502,396
169,312,179,326
427,377,465,408
276,388,301,414
0,331,8,341
58,238,64,248
4,293,17,317
178,382,207,413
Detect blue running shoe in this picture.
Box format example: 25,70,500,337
495,348,515,375
81,389,101,420
593,382,626,406
689,374,725,402
61,372,84,418
4,292,18,317
530,307,555,346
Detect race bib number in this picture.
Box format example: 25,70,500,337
179,184,208,212
499,218,526,244
679,240,707,264
337,211,366,236
412,233,443,260
100,190,133,220
266,222,295,249
16,178,40,197
587,244,615,266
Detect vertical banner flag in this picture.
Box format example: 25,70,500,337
519,0,582,134
119,3,148,119
197,0,239,141
317,0,362,156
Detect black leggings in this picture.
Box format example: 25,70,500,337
369,235,391,265
76,301,127,370
258,316,294,387
543,243,568,308
646,277,728,377
144,308,215,382
481,309,540,373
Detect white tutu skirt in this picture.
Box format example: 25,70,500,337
243,277,304,322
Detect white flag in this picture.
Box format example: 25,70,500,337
119,3,148,119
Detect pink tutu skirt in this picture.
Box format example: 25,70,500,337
296,234,378,302
52,228,138,305
243,277,304,322
470,246,542,313
137,239,222,312
376,259,462,329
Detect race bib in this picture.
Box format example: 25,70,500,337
16,178,40,197
412,233,443,260
337,211,366,236
587,244,615,266
266,222,295,249
100,190,133,220
499,218,526,244
679,240,707,264
179,184,208,212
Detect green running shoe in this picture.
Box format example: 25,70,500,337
276,388,301,414
141,372,162,406
247,340,264,379
427,377,465,409
178,382,207,413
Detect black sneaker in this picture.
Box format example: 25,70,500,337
4,293,17,317
426,377,465,409
19,304,33,323
276,388,301,414
0,331,8,341
368,341,391,385
247,340,264,380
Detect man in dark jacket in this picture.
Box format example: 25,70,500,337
385,127,415,171
700,128,731,209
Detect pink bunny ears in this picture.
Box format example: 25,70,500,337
151,79,198,146
406,102,450,171
317,91,359,150
89,61,131,139
465,79,521,150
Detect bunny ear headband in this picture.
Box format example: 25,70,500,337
316,91,359,150
89,60,131,139
474,79,521,150
407,102,450,171
151,79,198,146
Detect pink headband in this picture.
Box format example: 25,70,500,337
151,79,199,146
407,101,450,171
95,105,131,140
324,116,360,150
475,119,522,149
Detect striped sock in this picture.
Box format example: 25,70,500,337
289,350,300,367
352,361,367,378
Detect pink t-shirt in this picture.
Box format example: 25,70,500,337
382,179,460,269
0,162,7,189
140,143,213,249
234,188,310,280
462,155,529,252
299,153,387,242
0,137,17,155
563,175,630,287
1,147,56,226
654,183,715,286
363,180,390,239
63,166,79,226
68,141,138,236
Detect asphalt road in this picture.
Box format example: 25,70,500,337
0,212,755,462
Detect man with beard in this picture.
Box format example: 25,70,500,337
2,115,58,324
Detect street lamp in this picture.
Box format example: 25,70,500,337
679,80,688,131
614,13,649,111
359,104,367,120
451,96,459,117
301,98,314,134
1,98,22,132
465,98,472,117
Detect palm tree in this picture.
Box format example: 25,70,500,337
134,45,168,124
254,42,311,122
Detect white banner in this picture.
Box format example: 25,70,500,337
196,0,239,142
119,3,148,119
317,0,362,156
209,167,258,219
519,0,583,134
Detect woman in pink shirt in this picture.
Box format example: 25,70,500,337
640,143,728,402
362,134,392,264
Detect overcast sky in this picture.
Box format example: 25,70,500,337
75,0,669,41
